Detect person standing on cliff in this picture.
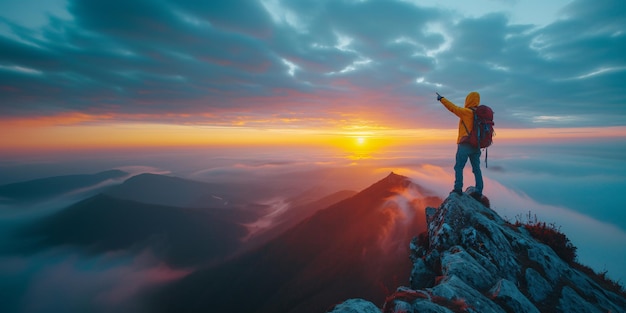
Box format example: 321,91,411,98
437,91,483,200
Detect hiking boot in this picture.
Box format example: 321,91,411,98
470,192,482,202
450,189,462,196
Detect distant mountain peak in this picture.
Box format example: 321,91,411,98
331,189,626,313
357,172,439,205
383,171,407,182
386,171,402,178
356,172,412,198
381,171,410,186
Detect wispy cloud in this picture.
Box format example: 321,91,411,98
0,247,189,313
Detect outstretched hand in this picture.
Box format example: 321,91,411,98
436,92,444,101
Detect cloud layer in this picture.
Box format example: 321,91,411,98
1,0,625,129
0,139,624,312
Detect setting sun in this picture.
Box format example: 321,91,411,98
356,136,366,145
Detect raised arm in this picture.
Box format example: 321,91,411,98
439,96,465,118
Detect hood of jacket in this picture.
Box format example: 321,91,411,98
464,92,480,108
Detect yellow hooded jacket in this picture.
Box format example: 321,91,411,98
440,91,481,144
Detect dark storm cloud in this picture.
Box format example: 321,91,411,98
0,0,624,127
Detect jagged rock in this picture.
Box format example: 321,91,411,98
524,268,552,302
411,300,454,313
430,275,506,313
327,298,380,313
427,192,522,282
425,206,437,222
333,188,626,313
557,286,604,313
388,300,412,313
489,279,540,313
526,243,567,283
440,246,495,290
410,257,435,289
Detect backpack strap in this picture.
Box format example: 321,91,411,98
460,107,475,139
461,119,470,136
485,148,488,168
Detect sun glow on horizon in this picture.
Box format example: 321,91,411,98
2,116,626,157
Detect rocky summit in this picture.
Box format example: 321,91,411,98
330,188,626,313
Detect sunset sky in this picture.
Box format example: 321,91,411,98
1,0,626,292
1,0,625,152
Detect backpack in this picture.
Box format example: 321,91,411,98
461,105,495,166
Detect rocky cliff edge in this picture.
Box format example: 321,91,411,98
330,187,626,313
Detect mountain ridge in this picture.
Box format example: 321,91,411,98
0,169,128,204
104,173,237,208
152,172,443,313
18,193,254,266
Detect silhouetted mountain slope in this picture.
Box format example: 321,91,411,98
104,173,273,209
285,189,359,226
153,172,442,313
20,194,256,267
331,188,626,313
244,190,358,248
0,170,127,204
104,173,230,208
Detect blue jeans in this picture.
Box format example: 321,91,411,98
454,143,483,194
